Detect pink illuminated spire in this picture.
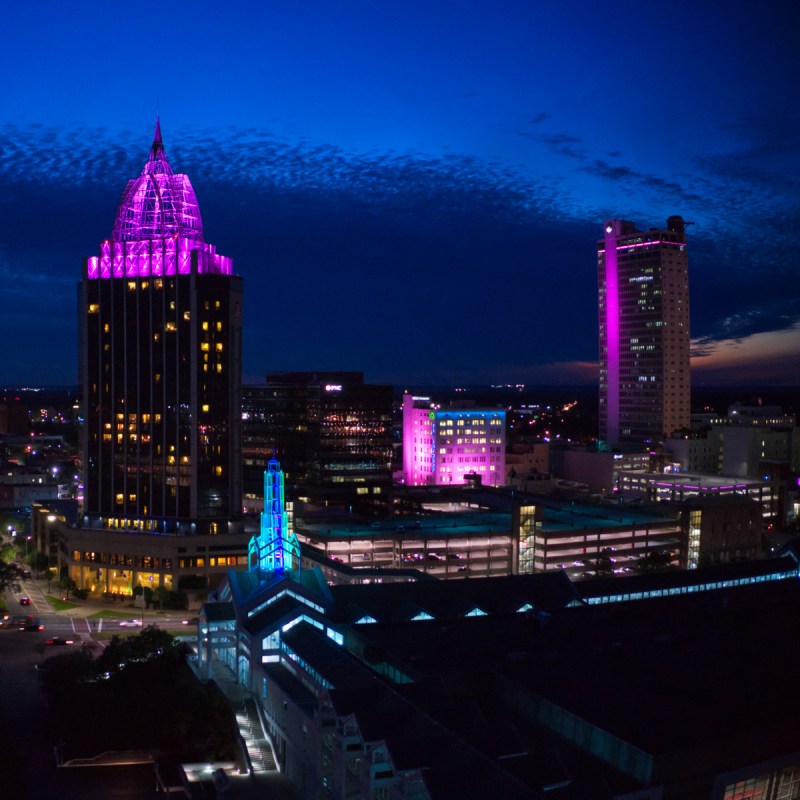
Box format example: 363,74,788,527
112,119,203,242
146,117,170,174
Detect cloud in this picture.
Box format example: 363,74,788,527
0,123,599,385
0,121,797,387
540,133,586,161
580,159,702,203
691,323,800,385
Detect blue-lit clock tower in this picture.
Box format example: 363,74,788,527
248,459,301,574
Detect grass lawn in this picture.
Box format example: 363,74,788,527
87,609,142,619
91,630,144,640
46,596,80,611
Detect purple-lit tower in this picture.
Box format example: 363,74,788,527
598,217,690,447
80,121,243,535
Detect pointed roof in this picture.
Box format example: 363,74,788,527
146,117,170,173
111,119,203,242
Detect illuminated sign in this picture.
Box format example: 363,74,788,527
324,384,342,392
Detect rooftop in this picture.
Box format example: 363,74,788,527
111,119,204,243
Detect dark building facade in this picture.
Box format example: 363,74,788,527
242,372,392,511
80,122,243,535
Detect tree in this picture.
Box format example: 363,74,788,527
133,584,154,608
0,560,24,593
635,550,675,573
59,575,77,599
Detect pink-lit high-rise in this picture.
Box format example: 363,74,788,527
80,122,243,534
598,217,690,447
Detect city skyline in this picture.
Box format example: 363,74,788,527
1,0,798,387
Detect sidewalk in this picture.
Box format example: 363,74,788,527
24,572,186,621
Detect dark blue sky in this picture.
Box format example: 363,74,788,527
1,0,798,386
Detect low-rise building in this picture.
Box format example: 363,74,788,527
617,471,780,522
402,395,506,487
201,508,800,800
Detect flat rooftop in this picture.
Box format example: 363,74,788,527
300,502,676,540
357,577,800,761
620,471,766,489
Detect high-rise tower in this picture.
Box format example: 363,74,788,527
80,121,243,535
598,216,690,447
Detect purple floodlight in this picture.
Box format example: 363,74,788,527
86,121,233,280
113,119,203,243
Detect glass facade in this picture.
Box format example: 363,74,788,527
242,373,392,509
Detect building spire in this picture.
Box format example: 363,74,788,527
149,117,165,163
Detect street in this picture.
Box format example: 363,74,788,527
0,577,195,799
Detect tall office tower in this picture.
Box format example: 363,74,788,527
242,373,392,511
80,121,243,535
598,216,690,447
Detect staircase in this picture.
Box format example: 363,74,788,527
236,701,277,773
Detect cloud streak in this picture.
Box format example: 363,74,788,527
0,122,797,386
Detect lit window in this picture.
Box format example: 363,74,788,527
183,311,191,321
202,404,210,412
88,304,100,314
214,466,223,476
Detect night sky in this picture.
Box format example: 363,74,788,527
1,1,798,388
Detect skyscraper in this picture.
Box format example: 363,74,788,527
80,121,243,536
598,216,690,447
242,372,392,512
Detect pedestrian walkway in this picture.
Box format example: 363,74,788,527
187,655,280,776
236,700,278,772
